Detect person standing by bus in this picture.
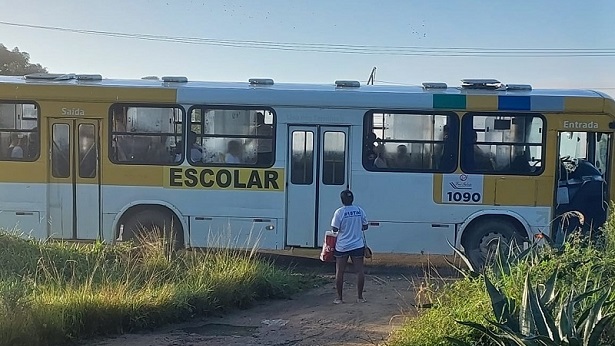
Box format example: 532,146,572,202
331,189,369,304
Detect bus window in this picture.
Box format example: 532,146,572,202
363,111,458,172
109,105,183,165
322,131,346,185
78,124,96,178
291,131,314,185
461,113,544,175
0,102,39,161
52,124,70,178
559,131,612,177
188,107,275,167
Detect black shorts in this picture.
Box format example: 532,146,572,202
334,246,365,258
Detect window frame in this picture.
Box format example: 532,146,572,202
0,100,41,162
460,111,547,176
362,109,459,173
186,105,277,168
107,103,185,166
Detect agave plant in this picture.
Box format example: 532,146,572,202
445,271,615,346
445,238,537,279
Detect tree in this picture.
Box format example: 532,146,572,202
0,44,47,76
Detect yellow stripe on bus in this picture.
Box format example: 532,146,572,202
0,85,177,103
164,167,285,191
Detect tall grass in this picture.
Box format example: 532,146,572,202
0,230,305,346
390,209,615,346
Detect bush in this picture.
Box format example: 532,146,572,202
0,231,305,345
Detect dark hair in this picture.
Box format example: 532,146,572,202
340,189,354,206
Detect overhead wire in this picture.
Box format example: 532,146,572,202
1,20,615,57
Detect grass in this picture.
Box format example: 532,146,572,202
389,209,615,346
0,229,310,346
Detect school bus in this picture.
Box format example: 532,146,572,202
0,74,612,267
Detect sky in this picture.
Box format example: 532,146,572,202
1,0,615,96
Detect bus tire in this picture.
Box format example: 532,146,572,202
120,207,184,251
462,217,523,271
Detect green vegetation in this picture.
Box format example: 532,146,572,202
390,210,615,346
0,231,306,346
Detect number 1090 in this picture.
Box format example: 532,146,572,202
446,191,481,203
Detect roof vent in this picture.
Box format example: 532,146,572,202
142,76,159,80
461,78,503,90
422,82,448,89
249,78,274,86
76,74,102,81
506,84,532,91
161,76,188,83
24,73,71,80
335,80,360,88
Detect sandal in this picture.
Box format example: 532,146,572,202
333,298,343,304
357,298,367,303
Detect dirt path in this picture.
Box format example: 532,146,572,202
86,272,423,346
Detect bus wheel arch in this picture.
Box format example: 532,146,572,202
459,213,530,270
115,202,186,250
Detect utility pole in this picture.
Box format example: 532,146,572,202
367,67,376,85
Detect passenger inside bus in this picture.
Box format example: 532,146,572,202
225,140,243,164
27,128,38,160
188,131,203,162
390,144,412,169
373,144,387,168
7,133,25,159
462,130,495,172
438,124,456,171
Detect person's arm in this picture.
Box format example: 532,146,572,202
361,207,369,231
331,209,341,233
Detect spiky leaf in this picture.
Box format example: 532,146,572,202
582,289,611,345
485,274,514,327
455,320,507,346
586,313,615,346
527,285,552,338
520,272,535,335
447,239,477,273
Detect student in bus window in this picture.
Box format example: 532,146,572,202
471,130,495,171
225,140,243,164
391,144,412,169
438,125,456,171
373,144,387,168
8,133,25,159
27,128,38,159
187,131,203,162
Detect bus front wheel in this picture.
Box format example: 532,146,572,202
119,207,184,250
462,218,523,271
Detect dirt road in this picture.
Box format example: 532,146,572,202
87,271,424,346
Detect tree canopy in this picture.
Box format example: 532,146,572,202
0,44,47,76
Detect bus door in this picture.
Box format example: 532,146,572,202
286,125,349,247
48,119,101,240
554,130,612,239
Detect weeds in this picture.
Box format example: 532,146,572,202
0,229,304,346
389,208,615,346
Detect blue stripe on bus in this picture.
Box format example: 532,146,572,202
530,96,565,111
498,96,531,111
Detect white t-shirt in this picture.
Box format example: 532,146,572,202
331,205,368,252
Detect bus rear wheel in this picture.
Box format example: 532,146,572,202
463,218,522,271
120,207,184,251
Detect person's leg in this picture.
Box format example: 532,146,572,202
335,253,348,303
350,249,365,302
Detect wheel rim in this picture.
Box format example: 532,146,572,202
478,232,508,263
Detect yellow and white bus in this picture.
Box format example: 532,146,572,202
0,74,612,267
